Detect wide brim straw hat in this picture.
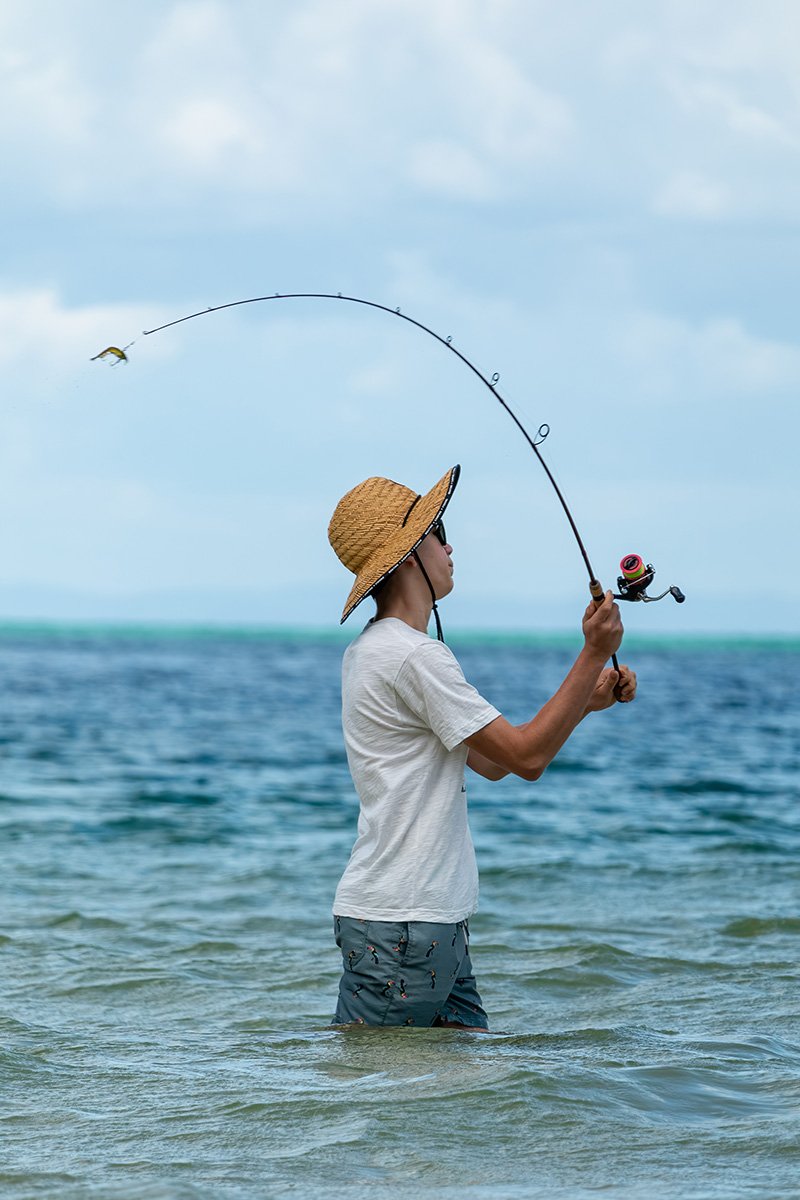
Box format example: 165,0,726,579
328,464,460,624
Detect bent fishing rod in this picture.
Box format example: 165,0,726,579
133,291,684,667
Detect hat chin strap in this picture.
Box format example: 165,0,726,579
412,551,445,643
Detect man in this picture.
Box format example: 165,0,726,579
327,464,635,1030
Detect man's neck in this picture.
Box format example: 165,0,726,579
374,596,432,635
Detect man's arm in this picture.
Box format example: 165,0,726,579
466,747,509,780
466,661,636,781
464,593,629,781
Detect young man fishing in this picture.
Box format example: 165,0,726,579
327,464,636,1030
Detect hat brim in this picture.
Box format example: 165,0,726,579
340,464,461,623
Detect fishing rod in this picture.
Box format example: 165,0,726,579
134,291,684,669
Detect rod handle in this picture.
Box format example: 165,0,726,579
589,578,604,603
589,579,623,698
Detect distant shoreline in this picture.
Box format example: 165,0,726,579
0,619,797,653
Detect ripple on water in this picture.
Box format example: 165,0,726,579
662,778,773,798
722,916,800,938
42,911,128,931
486,941,737,992
591,1062,793,1124
686,1034,800,1067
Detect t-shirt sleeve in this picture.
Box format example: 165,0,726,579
394,641,501,751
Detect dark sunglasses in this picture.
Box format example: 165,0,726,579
431,519,447,546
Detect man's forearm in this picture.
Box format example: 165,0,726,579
464,630,621,782
515,645,609,776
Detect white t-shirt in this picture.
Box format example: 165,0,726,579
333,617,501,922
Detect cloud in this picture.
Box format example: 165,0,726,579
401,8,574,192
611,310,800,399
0,49,94,145
666,77,798,148
160,97,263,172
1,0,798,227
0,286,172,373
408,140,496,200
653,170,731,218
0,0,576,213
600,28,656,74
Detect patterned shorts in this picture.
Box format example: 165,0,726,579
332,914,489,1029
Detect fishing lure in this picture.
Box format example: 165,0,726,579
91,345,129,365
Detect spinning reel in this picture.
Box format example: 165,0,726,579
614,554,685,604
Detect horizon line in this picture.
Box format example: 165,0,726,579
0,617,798,651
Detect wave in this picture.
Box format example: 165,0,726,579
722,916,800,939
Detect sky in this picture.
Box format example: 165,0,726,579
1,0,798,635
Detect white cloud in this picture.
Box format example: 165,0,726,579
0,286,172,373
0,50,94,144
1,0,799,224
674,5,800,76
160,97,263,171
653,170,731,219
144,0,240,62
400,6,573,195
408,140,496,200
600,29,656,74
667,77,798,148
610,310,800,399
0,0,576,211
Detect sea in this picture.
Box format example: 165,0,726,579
1,625,798,1200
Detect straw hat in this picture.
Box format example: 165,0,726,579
328,464,461,623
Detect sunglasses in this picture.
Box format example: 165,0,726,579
431,519,447,546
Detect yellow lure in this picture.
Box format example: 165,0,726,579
91,346,128,364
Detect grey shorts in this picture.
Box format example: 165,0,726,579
332,914,489,1029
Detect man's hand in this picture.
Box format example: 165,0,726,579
585,664,637,712
582,591,624,660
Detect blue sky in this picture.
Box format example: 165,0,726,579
1,0,798,633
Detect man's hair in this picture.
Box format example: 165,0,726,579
370,574,391,604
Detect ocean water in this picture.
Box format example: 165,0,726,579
1,626,798,1199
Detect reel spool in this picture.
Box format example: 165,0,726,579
615,554,685,604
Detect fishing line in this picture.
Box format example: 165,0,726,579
137,290,684,670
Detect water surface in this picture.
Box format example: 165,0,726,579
1,628,798,1197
